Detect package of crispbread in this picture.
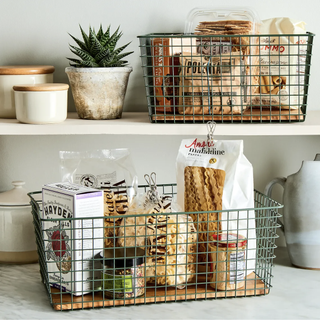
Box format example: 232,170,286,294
178,53,244,115
176,137,256,276
182,7,261,112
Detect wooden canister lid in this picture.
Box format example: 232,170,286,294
0,65,55,75
13,83,69,91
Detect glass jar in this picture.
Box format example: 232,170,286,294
100,248,145,299
210,233,247,291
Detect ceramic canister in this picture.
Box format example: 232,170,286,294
0,181,38,264
13,83,69,124
0,65,55,118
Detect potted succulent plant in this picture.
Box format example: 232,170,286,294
65,25,133,120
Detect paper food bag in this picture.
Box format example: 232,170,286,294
176,138,256,274
253,17,308,109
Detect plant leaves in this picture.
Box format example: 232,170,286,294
116,51,134,61
94,48,111,63
66,57,82,64
111,42,131,57
79,25,90,50
107,27,122,52
90,32,104,57
68,34,88,52
96,24,104,41
68,24,133,68
69,45,95,62
99,25,111,47
88,26,97,51
79,60,100,67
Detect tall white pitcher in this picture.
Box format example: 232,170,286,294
264,154,320,269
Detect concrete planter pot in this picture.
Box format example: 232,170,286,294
65,66,132,120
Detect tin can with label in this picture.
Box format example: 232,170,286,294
210,233,247,290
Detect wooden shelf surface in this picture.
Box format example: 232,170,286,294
0,111,319,136
50,272,268,311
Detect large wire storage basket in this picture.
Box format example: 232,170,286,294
138,33,314,123
29,184,282,311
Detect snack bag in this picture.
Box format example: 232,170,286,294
117,181,197,288
145,212,197,288
252,17,308,109
176,137,256,274
59,149,138,248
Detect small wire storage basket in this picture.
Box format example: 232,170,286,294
138,33,314,123
29,184,282,311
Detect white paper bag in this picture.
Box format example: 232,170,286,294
253,17,307,109
176,138,256,274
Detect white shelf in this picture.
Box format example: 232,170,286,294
0,111,320,136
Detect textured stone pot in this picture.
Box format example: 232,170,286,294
65,66,132,120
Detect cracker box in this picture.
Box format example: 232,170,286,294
152,36,197,113
42,182,104,296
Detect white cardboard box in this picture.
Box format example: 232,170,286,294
42,182,104,295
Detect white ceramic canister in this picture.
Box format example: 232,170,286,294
13,83,69,124
0,181,38,264
0,65,54,118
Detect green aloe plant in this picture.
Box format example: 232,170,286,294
67,24,133,68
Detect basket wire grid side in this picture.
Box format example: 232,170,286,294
138,33,314,123
28,186,282,311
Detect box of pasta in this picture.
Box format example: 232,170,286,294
42,182,104,295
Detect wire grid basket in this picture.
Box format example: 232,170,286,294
28,184,282,311
138,33,314,123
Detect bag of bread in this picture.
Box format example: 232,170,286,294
145,212,197,288
59,149,138,248
117,175,197,288
252,17,308,109
176,134,256,276
178,52,244,115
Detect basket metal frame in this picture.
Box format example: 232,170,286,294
138,33,314,123
28,184,282,311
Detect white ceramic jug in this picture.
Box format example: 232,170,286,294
264,154,320,269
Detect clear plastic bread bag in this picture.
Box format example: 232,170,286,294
180,7,261,114
117,173,197,288
59,149,138,248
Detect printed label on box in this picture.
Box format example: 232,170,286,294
42,182,104,296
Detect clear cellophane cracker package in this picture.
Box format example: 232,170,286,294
178,53,244,115
178,8,261,115
59,149,138,248
176,136,256,275
117,181,197,288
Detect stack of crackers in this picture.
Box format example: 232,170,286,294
194,20,254,53
195,19,260,95
195,20,254,36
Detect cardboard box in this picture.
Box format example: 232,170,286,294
42,182,104,295
152,36,197,113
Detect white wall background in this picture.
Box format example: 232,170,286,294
1,0,320,247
